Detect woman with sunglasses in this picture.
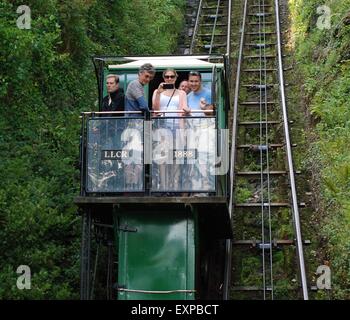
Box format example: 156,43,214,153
152,69,190,117
152,69,190,192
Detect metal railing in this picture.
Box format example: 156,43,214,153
80,112,225,196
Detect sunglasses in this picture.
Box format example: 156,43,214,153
164,75,176,79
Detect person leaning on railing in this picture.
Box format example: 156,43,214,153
122,63,156,190
125,63,155,117
186,71,216,194
152,68,190,117
151,68,190,192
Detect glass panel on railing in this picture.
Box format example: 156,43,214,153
151,116,216,193
86,118,144,192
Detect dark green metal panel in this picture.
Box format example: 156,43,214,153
115,209,195,300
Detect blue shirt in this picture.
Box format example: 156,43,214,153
187,87,212,117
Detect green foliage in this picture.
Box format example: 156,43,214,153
289,0,350,299
0,0,185,299
240,256,261,285
235,178,252,203
119,0,185,54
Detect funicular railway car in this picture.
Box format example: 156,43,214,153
75,55,233,300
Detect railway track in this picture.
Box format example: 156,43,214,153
224,0,309,300
181,0,310,300
185,0,232,55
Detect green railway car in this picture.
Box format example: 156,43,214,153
75,55,233,300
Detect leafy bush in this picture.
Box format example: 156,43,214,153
289,0,350,299
0,0,185,299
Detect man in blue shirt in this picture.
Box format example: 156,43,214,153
186,71,216,194
125,63,155,116
187,71,214,117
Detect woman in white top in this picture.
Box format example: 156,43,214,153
152,69,190,192
152,69,190,119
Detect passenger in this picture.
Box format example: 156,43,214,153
124,63,155,191
152,69,190,192
179,80,191,94
98,75,125,191
187,71,214,116
186,71,216,194
101,74,125,114
125,63,155,116
152,69,189,117
95,74,124,141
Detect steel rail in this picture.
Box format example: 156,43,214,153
262,0,274,299
274,0,309,300
190,0,231,55
226,0,232,56
190,0,203,54
257,0,274,300
258,0,267,299
209,0,221,55
223,0,249,300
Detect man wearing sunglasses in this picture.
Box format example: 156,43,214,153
125,63,155,117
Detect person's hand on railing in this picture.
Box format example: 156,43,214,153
152,110,164,117
199,98,215,116
205,106,215,116
199,97,207,110
181,106,191,116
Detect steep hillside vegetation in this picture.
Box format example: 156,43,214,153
289,0,350,299
0,0,185,299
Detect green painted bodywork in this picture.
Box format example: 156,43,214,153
105,60,229,300
114,209,196,300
